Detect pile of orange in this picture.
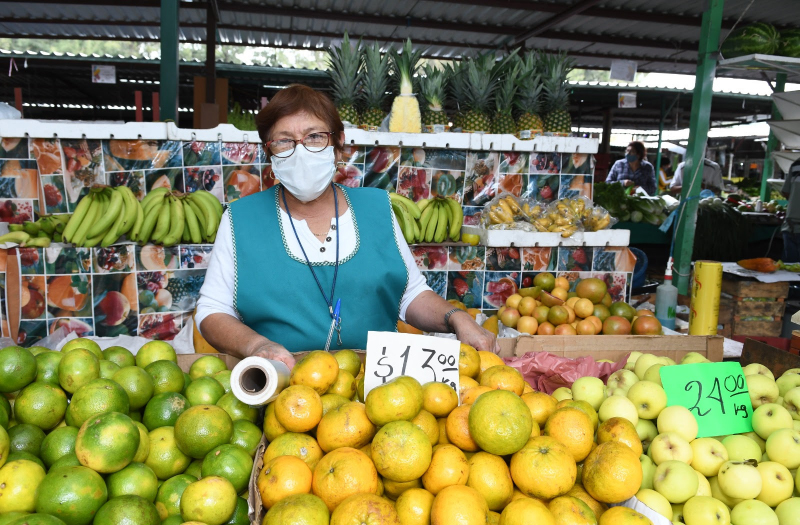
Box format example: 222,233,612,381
257,346,649,525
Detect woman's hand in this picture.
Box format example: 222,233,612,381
251,341,296,369
451,311,501,354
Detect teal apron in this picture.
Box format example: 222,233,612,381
228,185,408,351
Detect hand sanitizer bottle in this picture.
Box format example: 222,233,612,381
655,257,678,330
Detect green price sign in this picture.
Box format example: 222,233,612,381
660,362,753,438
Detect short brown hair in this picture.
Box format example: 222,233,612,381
628,141,646,159
256,84,344,152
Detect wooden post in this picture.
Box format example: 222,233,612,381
135,91,143,122
152,92,160,122
14,88,23,116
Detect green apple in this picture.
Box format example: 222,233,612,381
747,374,780,408
752,403,794,440
763,451,771,462
682,496,731,525
695,470,712,497
640,454,657,490
598,395,639,426
775,497,800,525
691,437,729,477
777,375,800,398
654,460,699,503
681,352,710,365
765,428,800,469
650,432,694,465
607,387,628,397
671,503,685,524
784,368,800,375
627,380,667,420
636,488,673,519
783,386,800,420
607,369,639,394
795,420,800,431
730,499,778,525
743,363,775,380
635,354,663,380
660,357,677,367
710,475,744,508
636,419,658,453
756,461,794,508
718,461,763,500
571,376,606,411
644,364,666,386
552,387,572,402
625,351,643,372
722,434,762,461
657,405,699,442
742,431,768,454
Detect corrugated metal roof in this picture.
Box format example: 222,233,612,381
0,0,796,79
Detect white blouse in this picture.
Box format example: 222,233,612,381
195,206,431,337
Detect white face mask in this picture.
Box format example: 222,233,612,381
271,146,337,203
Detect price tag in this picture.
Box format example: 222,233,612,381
364,331,460,398
660,362,753,438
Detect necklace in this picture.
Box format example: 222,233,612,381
281,183,341,325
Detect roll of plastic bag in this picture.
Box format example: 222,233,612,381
230,356,291,406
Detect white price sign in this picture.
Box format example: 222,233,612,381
364,331,460,397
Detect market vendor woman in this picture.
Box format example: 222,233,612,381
196,85,498,368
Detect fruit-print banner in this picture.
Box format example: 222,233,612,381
0,135,619,342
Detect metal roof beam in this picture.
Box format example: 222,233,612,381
513,0,604,44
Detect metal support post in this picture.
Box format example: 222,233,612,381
761,73,786,201
673,0,724,294
206,4,217,105
160,0,180,122
655,97,665,182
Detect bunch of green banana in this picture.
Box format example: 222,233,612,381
415,196,463,244
133,188,223,246
389,192,422,244
7,214,71,243
0,230,52,247
62,186,142,248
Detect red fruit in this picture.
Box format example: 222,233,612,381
22,287,45,319
44,184,62,206
453,278,468,297
539,185,553,200
522,277,533,288
572,248,587,265
19,248,39,267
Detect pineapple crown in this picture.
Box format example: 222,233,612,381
461,51,519,113
444,61,466,111
542,52,575,113
515,50,543,115
419,64,448,111
326,32,363,107
495,55,521,116
390,39,424,96
361,42,392,111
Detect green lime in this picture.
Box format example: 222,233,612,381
98,360,120,380
94,495,160,525
27,346,51,356
160,516,183,525
61,338,103,360
34,351,63,385
216,393,258,424
8,424,45,457
154,473,195,519
14,383,67,431
133,421,150,463
185,376,225,407
135,341,177,368
49,453,81,471
188,356,227,380
75,412,139,474
0,512,30,525
113,366,155,411
183,373,192,391
213,370,232,394
58,348,100,395
229,420,262,458
103,346,135,368
0,346,36,393
0,425,8,469
35,465,108,524
40,426,78,468
129,411,142,422
65,378,130,428
6,451,45,470
107,462,159,502
174,405,233,459
145,427,191,480
224,497,249,525
184,459,202,479
145,360,185,395
142,392,189,431
7,515,67,525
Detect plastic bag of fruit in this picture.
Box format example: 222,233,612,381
541,197,587,237
582,203,618,232
504,349,627,394
481,193,533,230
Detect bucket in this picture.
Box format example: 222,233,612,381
630,247,648,289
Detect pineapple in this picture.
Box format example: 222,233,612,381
419,64,449,131
445,61,466,130
388,39,423,133
542,52,575,135
515,51,544,139
326,32,362,126
360,42,392,129
460,54,498,133
491,57,520,135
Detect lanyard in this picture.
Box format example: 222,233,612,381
281,184,342,342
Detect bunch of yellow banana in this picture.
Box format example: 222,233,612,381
62,186,142,248
487,195,525,225
543,198,584,238
389,192,463,244
134,188,223,246
583,208,612,231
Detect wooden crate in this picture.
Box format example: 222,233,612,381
719,278,788,338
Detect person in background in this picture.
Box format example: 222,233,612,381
669,157,723,195
658,157,672,193
605,141,657,196
781,158,800,262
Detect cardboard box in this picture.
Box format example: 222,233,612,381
498,335,724,362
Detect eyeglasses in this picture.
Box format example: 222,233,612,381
266,132,334,158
